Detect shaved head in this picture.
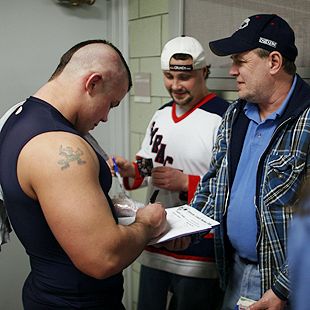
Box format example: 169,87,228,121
49,39,132,91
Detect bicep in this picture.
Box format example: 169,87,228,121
18,132,117,264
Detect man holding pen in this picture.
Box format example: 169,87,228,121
114,36,228,310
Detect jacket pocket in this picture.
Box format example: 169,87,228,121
264,153,306,206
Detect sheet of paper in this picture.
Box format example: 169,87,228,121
118,204,219,244
236,296,256,309
149,205,219,244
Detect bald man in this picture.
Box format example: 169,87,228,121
0,40,167,310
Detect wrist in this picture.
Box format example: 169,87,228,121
271,284,288,301
134,217,156,241
128,163,136,178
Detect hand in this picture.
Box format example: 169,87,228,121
151,166,188,192
156,236,191,251
135,203,167,239
109,155,135,178
250,289,287,310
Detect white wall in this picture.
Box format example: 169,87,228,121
0,1,128,309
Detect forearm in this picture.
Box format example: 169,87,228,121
75,220,160,280
68,200,166,280
102,222,156,275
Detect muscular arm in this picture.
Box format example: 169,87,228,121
18,132,167,279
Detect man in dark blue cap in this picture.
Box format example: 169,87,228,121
191,14,310,309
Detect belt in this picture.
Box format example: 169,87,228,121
239,256,257,265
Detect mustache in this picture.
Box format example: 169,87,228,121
170,90,190,95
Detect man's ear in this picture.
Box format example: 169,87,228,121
85,73,102,95
202,67,208,79
269,51,282,75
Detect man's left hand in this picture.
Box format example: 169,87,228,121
151,166,188,192
250,289,286,310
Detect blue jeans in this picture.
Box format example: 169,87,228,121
221,254,261,310
137,265,223,310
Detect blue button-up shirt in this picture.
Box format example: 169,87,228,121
227,76,297,261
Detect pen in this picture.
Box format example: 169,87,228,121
149,189,159,203
112,156,118,172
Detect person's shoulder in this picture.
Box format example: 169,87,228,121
198,94,229,117
17,131,97,200
21,131,94,165
28,130,86,145
158,100,174,111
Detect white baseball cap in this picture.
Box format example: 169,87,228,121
161,36,207,71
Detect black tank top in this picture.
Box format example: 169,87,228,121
0,97,124,309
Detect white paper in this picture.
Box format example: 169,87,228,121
118,204,219,244
236,296,256,309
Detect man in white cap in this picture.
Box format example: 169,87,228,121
114,36,228,310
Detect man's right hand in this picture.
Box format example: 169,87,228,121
135,203,167,240
110,156,136,178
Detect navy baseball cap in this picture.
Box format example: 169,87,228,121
209,14,298,61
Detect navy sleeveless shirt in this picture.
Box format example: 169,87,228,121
0,97,124,309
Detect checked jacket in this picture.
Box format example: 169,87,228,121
191,74,310,300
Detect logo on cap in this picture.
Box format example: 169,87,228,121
259,37,277,48
169,64,193,71
239,18,250,29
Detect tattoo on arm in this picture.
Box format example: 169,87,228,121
57,145,86,170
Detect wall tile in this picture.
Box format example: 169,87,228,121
130,97,163,134
129,58,140,95
129,17,161,57
214,90,238,102
161,13,169,47
128,0,139,20
140,57,166,96
140,0,168,17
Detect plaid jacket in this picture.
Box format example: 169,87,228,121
191,75,310,300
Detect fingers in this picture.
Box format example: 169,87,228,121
151,167,188,192
152,166,170,172
136,203,167,239
113,155,127,168
151,167,175,188
111,156,135,178
159,236,191,251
